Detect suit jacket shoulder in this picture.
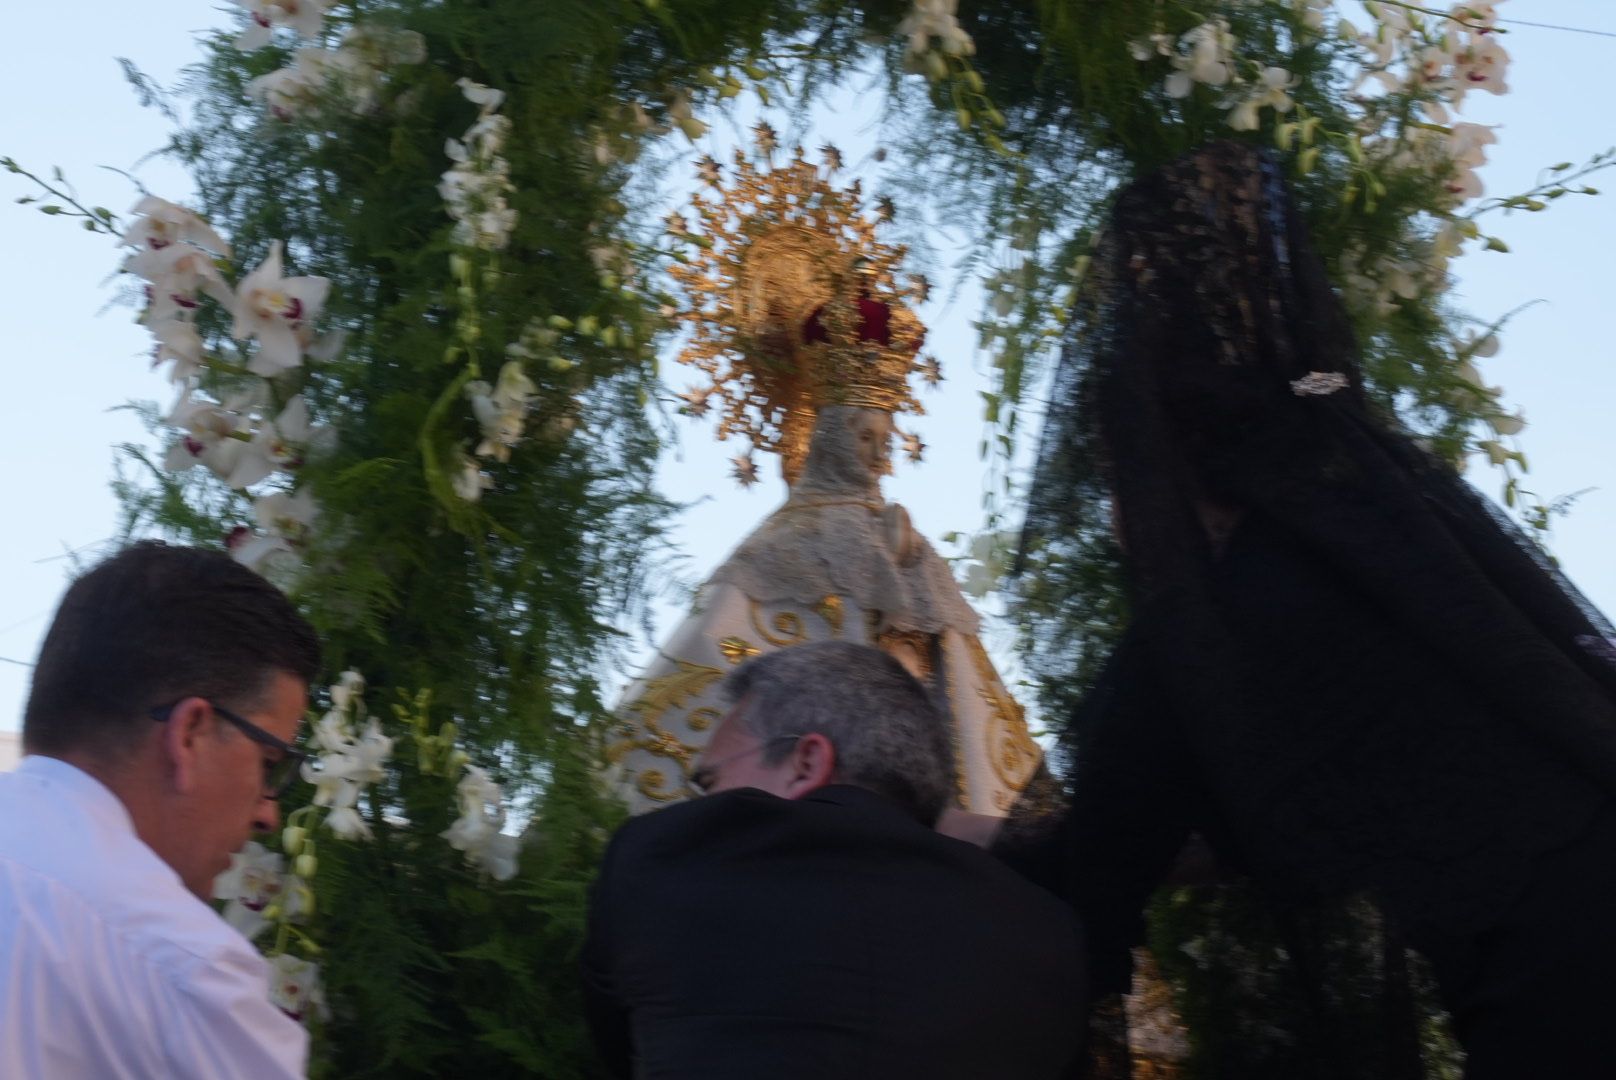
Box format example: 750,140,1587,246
585,786,1086,1080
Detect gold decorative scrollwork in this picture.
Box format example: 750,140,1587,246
687,707,721,732
876,626,934,681
748,601,808,647
964,636,1040,792
815,594,845,636
719,636,760,664
636,770,685,803
607,660,727,797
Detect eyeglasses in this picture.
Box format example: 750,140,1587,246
687,733,802,797
150,700,307,799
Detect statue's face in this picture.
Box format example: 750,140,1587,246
849,409,894,479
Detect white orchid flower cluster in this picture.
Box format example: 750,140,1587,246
122,201,331,381
440,78,518,252
120,196,335,571
231,0,332,50
213,839,327,1025
302,670,395,841
1130,20,1296,134
453,359,539,501
162,383,328,570
441,764,520,881
166,388,329,487
899,0,976,74
233,0,425,121
1340,2,1510,213
1350,1,1508,115
214,839,312,942
1327,6,1513,355
268,953,331,1024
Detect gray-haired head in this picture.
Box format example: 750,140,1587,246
720,640,955,822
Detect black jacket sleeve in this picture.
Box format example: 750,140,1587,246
580,836,634,1079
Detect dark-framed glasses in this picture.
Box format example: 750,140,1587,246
687,733,802,796
150,700,307,798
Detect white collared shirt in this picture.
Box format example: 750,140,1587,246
0,755,308,1079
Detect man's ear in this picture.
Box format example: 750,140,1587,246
782,732,836,799
159,697,213,796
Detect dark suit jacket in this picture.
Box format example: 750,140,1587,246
581,785,1086,1080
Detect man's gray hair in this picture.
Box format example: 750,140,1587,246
721,641,956,823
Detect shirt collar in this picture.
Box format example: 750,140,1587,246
16,754,139,837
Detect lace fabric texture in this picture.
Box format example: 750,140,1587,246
1015,140,1616,1074
711,406,980,636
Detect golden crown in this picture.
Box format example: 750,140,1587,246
666,127,939,484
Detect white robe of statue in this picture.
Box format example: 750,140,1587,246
608,405,1042,815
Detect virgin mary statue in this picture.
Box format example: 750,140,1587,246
607,135,1042,819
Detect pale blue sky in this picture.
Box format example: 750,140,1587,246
2,1,1613,730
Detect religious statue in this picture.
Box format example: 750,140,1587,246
608,130,1042,817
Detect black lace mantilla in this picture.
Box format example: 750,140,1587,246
1014,141,1616,1076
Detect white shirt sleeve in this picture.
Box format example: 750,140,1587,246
158,944,309,1080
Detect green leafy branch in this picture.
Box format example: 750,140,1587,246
1,157,121,234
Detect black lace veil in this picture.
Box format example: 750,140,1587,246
1017,141,1616,1078
1024,140,1616,784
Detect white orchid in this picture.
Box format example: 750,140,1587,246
246,50,334,121
223,395,315,489
228,488,319,570
452,451,492,502
327,26,427,112
231,241,331,376
329,669,366,715
441,764,519,881
1165,20,1237,99
465,360,537,462
121,197,231,258
249,28,426,119
1441,123,1497,202
231,0,331,51
150,319,206,382
341,24,427,68
1296,0,1332,32
898,0,975,58
440,87,517,251
1454,33,1509,97
267,953,330,1023
163,390,257,480
455,77,505,113
299,673,392,841
213,841,288,941
1227,67,1295,131
127,241,234,326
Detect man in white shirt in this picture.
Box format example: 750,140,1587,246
1,541,320,1079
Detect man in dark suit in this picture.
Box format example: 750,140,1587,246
582,640,1086,1079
